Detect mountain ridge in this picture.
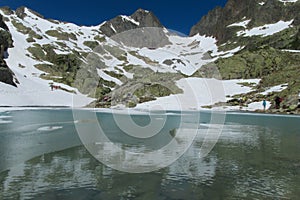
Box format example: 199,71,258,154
0,2,299,112
99,8,164,37
190,0,300,45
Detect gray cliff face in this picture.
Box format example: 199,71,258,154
0,14,16,87
100,9,164,37
100,9,169,48
190,0,300,44
130,9,163,28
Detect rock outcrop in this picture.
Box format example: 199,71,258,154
100,8,164,37
100,9,169,48
0,14,16,87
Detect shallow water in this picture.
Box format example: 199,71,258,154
0,109,299,199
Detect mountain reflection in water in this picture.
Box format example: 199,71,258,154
0,109,299,199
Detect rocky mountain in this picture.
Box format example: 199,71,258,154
0,1,299,112
0,6,221,108
100,8,163,37
190,0,300,46
0,13,15,87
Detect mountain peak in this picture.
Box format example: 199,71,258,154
99,8,164,37
131,8,163,28
15,6,44,19
133,8,151,14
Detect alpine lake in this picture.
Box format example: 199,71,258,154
0,109,299,199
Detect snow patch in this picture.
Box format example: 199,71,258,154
97,69,123,86
134,34,219,76
227,19,251,28
278,0,298,4
120,15,140,26
37,126,63,132
136,78,260,111
211,46,244,58
245,101,271,111
110,23,117,33
281,49,300,53
0,119,12,124
260,84,288,95
237,20,294,37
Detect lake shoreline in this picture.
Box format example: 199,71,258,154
1,106,299,116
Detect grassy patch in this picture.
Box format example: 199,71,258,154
123,64,136,72
45,30,77,41
11,19,31,34
103,70,124,79
83,41,99,49
26,37,35,43
94,35,106,42
237,82,258,87
134,83,173,98
28,30,43,40
27,44,45,60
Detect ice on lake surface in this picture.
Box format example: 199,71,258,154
0,115,13,124
37,126,63,132
0,109,299,199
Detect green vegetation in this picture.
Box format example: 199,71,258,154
0,29,13,48
133,83,173,99
27,44,45,61
216,47,293,80
98,67,184,108
11,19,42,42
94,35,106,42
94,86,112,99
11,19,31,34
103,70,124,80
29,42,84,87
83,41,99,49
55,41,67,49
236,82,257,88
210,46,300,111
123,64,136,72
26,37,35,43
28,30,43,40
45,30,77,41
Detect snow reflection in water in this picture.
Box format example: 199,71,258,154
0,109,299,199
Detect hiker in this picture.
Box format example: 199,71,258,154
274,96,282,109
262,99,267,111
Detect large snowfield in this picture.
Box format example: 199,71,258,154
135,78,267,111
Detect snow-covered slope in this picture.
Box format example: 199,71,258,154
0,7,98,106
0,7,226,108
135,78,261,110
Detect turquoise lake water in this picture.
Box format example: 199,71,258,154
0,109,299,199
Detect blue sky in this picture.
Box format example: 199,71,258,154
0,0,227,35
